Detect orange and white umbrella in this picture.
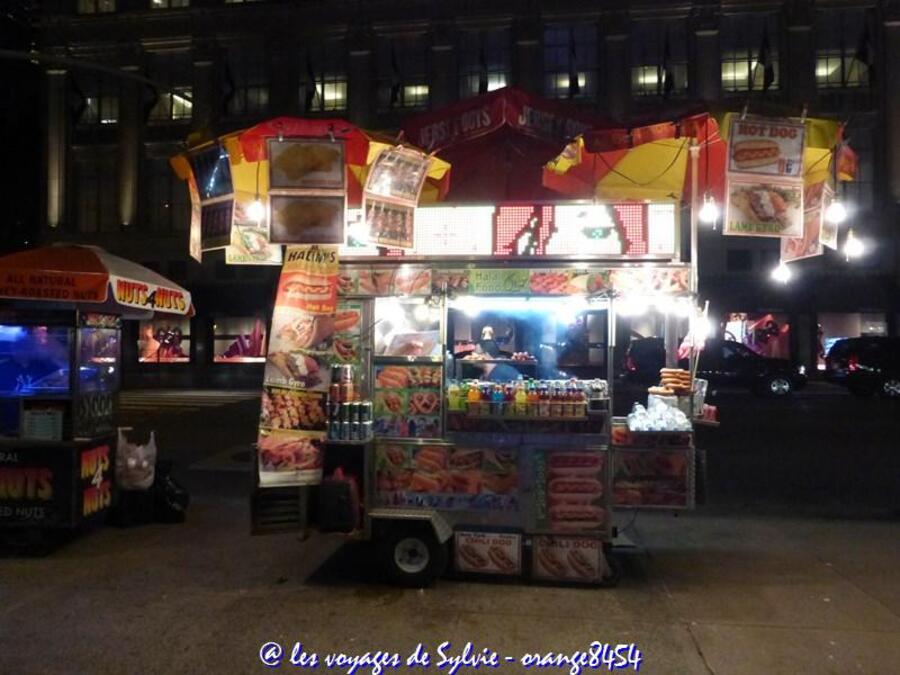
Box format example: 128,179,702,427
0,245,194,316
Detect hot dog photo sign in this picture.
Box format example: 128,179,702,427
454,531,522,576
727,116,806,178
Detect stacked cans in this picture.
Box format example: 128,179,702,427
327,365,372,441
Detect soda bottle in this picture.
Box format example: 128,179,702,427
539,382,551,417
504,383,514,417
550,384,562,417
467,381,481,416
491,384,505,416
515,382,527,417
527,381,539,417
574,382,587,417
447,380,461,412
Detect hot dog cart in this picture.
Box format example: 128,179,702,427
0,245,194,548
278,200,703,587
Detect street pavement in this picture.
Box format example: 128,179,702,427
1,383,899,674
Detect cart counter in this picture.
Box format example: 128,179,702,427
0,436,115,529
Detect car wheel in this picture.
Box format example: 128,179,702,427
881,379,900,398
379,522,448,588
764,375,793,397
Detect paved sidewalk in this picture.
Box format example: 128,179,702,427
2,503,898,675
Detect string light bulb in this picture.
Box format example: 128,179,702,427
844,229,865,259
698,194,720,224
825,199,847,225
771,261,792,284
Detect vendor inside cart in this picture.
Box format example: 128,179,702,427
469,351,524,382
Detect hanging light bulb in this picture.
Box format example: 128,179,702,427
698,194,720,224
824,199,847,225
771,261,792,284
247,198,265,223
844,228,865,259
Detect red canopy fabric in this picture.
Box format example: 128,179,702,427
402,87,612,202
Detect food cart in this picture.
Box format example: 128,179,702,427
263,198,702,587
0,245,193,546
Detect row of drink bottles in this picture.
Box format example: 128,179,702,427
447,379,589,418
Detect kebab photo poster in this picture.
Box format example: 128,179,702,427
258,244,339,487
724,116,806,238
363,146,431,250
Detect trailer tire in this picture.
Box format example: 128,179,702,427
378,522,448,588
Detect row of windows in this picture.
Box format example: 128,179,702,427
78,0,259,11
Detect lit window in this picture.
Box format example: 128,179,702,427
149,87,193,122
150,0,188,8
721,50,779,92
815,10,871,90
79,95,119,125
138,319,191,364
77,0,115,14
543,24,597,99
459,29,511,98
630,21,689,97
213,318,267,363
377,36,429,110
720,15,780,93
301,46,348,112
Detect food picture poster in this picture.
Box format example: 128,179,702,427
374,443,520,511
226,197,283,266
373,365,442,439
781,181,826,262
257,244,340,487
533,449,607,534
363,146,431,251
727,116,806,178
724,177,803,238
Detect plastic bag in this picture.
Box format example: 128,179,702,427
116,427,156,490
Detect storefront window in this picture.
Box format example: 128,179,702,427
138,319,191,363
815,9,870,89
213,317,267,363
377,35,429,111
300,44,348,112
630,20,688,98
724,313,790,359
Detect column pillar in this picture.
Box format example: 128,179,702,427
191,40,219,135
785,0,816,106
603,31,629,123
884,17,900,203
690,6,721,104
429,24,458,109
45,68,68,231
118,64,141,229
512,15,542,94
347,27,375,127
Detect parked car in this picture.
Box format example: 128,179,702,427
624,337,807,396
825,336,900,397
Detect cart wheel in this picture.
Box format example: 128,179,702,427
378,522,448,588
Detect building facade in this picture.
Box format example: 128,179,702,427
33,0,900,385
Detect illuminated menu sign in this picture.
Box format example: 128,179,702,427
339,202,677,259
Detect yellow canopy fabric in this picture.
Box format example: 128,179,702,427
595,139,691,202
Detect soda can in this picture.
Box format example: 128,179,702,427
359,421,373,441
329,420,341,440
328,402,341,421
340,381,354,403
350,421,361,441
340,401,353,423
339,364,354,384
357,401,373,424
340,421,351,441
329,382,342,404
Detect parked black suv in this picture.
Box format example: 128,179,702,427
624,337,808,396
825,337,900,397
